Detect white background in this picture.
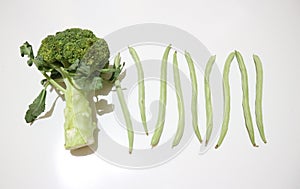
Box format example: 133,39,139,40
1,0,300,188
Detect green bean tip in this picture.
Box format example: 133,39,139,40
205,140,209,146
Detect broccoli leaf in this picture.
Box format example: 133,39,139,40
72,40,109,91
74,61,103,91
109,62,125,82
25,89,47,123
74,74,103,91
20,42,34,66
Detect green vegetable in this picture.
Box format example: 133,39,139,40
215,52,235,148
204,55,216,145
21,28,267,151
20,41,34,66
128,47,148,135
172,51,185,147
235,51,257,147
253,54,267,143
63,79,96,149
216,51,258,148
151,45,171,147
114,53,134,153
184,51,202,143
25,88,47,123
20,28,118,150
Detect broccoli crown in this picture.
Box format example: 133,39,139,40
20,28,114,91
37,28,109,68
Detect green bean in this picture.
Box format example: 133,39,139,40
215,52,235,149
185,51,202,143
253,54,267,143
151,45,171,147
172,51,185,147
128,47,148,135
216,51,258,148
235,51,257,147
114,53,134,153
204,55,216,145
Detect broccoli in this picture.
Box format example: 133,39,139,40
20,28,121,150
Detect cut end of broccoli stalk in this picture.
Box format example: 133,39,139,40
63,78,97,150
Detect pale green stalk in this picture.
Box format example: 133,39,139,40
204,55,216,145
235,51,257,147
172,51,185,147
215,52,235,148
42,72,66,93
114,53,134,153
151,45,171,147
63,78,96,150
253,54,267,143
184,51,202,143
128,47,148,135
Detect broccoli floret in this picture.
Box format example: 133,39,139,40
37,28,109,67
20,28,118,150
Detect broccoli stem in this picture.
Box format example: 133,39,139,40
42,72,66,93
63,78,96,150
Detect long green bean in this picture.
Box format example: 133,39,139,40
235,51,257,147
151,45,171,147
215,52,235,148
172,51,185,147
114,53,134,153
204,55,216,145
253,54,267,143
185,51,202,143
128,47,148,135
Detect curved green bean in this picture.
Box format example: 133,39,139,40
114,53,134,153
151,45,172,147
128,47,148,135
235,51,257,147
216,51,258,148
172,51,185,147
215,52,235,148
185,51,202,143
253,54,267,143
204,55,216,145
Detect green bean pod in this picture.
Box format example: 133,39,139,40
114,53,134,153
151,45,172,147
235,51,257,147
215,52,235,148
128,47,148,135
204,55,216,145
253,54,267,143
172,51,185,147
185,51,202,143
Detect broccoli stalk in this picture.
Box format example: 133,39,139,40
20,28,118,150
63,78,96,149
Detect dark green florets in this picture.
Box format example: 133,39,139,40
20,28,115,92
37,28,109,68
